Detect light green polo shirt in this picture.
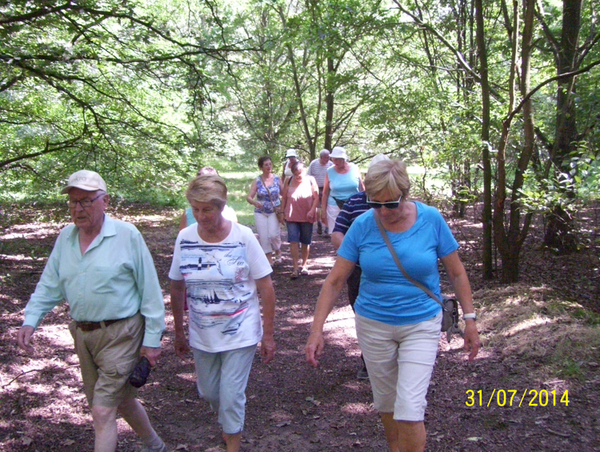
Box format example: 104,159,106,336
23,215,165,347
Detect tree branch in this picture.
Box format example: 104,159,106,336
506,58,600,124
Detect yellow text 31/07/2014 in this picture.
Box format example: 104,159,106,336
465,389,569,408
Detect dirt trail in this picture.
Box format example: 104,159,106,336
1,206,598,451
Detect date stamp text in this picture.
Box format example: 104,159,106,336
465,389,569,407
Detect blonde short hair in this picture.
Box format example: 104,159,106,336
186,175,227,209
364,159,410,200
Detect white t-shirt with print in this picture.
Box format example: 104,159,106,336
169,222,272,352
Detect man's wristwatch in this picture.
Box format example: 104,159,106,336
463,312,477,321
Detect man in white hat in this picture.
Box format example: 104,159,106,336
17,170,167,452
282,148,299,182
307,149,334,235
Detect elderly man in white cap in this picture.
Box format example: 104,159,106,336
282,148,300,182
307,149,334,235
17,170,167,452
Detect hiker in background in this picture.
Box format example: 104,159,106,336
330,153,391,380
170,175,276,452
307,149,333,236
282,148,299,183
280,161,319,279
320,146,364,236
180,166,237,230
17,170,167,452
247,156,283,265
306,159,480,452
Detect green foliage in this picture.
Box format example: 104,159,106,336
0,0,244,199
519,144,600,218
1,0,599,271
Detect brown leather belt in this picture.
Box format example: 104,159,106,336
76,318,127,332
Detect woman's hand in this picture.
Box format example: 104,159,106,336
440,251,480,361
305,331,325,367
174,331,190,360
260,332,276,363
304,257,355,368
463,320,481,361
277,211,286,225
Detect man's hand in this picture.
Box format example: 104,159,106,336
140,346,162,367
17,326,35,354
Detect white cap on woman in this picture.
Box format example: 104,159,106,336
330,147,347,160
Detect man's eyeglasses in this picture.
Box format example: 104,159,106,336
366,195,403,209
68,193,104,209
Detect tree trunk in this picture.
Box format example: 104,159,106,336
324,56,335,152
544,0,582,253
493,0,536,283
500,248,521,282
545,205,577,253
475,0,493,280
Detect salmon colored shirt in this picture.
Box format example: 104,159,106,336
284,176,318,223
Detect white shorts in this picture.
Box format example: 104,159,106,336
355,312,441,421
254,212,281,254
326,204,341,232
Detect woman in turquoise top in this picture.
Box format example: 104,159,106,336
306,159,480,452
246,156,284,265
320,146,364,234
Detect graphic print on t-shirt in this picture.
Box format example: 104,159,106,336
179,239,252,336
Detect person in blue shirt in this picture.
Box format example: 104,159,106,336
331,154,389,380
306,159,480,452
320,146,364,234
17,170,167,452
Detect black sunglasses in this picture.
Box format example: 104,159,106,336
366,195,403,209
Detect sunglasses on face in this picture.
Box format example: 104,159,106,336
366,195,403,209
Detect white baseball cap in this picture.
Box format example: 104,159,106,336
61,170,107,194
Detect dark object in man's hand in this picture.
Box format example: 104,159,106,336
129,357,152,388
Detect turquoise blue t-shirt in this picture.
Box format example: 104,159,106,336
337,202,459,326
326,163,361,206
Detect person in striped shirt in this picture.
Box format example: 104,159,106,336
307,149,333,235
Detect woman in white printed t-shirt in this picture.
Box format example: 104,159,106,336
170,175,277,452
